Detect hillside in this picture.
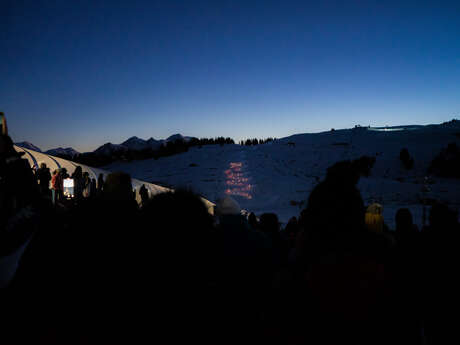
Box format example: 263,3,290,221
105,123,460,229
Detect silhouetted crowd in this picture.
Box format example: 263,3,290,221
1,130,460,345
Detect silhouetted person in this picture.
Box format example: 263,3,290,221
420,202,460,344
102,171,138,204
71,166,84,200
215,196,271,341
90,178,97,198
36,163,51,195
283,216,301,266
392,208,423,345
0,119,48,343
365,203,384,233
60,167,69,179
58,168,67,200
31,164,38,183
297,160,393,344
82,171,91,198
366,203,395,247
10,171,140,344
258,212,291,335
138,189,219,343
0,123,44,297
302,160,365,238
260,212,287,268
395,208,418,238
284,216,300,249
51,169,61,205
248,212,259,230
96,173,104,197
139,184,149,206
260,213,280,235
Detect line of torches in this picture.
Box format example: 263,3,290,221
224,162,252,199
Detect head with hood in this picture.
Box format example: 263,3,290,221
103,172,134,203
72,166,83,179
139,189,215,280
215,195,241,218
259,213,280,235
248,212,259,230
300,160,366,237
365,203,384,233
395,208,415,235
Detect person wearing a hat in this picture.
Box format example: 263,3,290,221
215,195,242,217
365,203,384,233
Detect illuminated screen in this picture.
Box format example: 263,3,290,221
63,178,74,188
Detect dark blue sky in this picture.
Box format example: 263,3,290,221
2,0,460,152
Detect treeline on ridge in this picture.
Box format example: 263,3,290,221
65,137,236,167
239,138,276,146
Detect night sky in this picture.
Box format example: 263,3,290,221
2,0,460,152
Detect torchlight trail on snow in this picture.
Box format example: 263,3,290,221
224,162,252,199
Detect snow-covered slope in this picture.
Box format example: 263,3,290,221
104,123,460,229
15,141,42,152
45,147,80,157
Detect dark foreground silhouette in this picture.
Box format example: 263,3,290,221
1,130,459,345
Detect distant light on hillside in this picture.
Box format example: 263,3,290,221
224,162,252,199
368,126,420,132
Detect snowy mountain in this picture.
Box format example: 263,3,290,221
45,147,80,157
95,133,194,155
94,142,129,155
15,141,42,152
104,122,460,230
16,133,197,158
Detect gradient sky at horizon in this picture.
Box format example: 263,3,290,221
2,0,460,152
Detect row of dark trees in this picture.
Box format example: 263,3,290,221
55,136,276,168
67,137,235,167
399,142,460,178
429,142,460,178
192,137,235,146
400,148,414,170
238,138,276,146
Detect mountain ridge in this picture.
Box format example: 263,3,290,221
45,147,80,158
15,141,42,152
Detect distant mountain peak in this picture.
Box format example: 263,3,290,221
166,133,194,142
125,136,141,141
92,133,198,156
166,133,184,141
45,147,80,157
15,141,42,152
94,142,128,155
121,136,150,150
